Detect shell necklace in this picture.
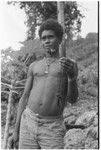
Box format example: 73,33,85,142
44,57,56,74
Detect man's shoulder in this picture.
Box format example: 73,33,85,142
30,60,37,66
28,61,37,70
29,58,44,68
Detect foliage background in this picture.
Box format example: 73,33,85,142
8,1,84,40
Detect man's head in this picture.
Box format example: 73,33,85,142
39,19,63,42
39,19,63,55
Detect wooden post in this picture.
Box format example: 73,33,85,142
57,1,66,57
3,81,14,149
57,1,64,28
1,78,25,149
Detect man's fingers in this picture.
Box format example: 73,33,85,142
60,60,73,65
60,57,75,62
60,61,74,69
59,59,75,67
61,63,71,70
59,58,78,74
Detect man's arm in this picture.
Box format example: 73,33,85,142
67,58,79,104
67,78,79,104
59,57,79,104
14,63,34,133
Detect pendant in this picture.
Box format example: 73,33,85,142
45,70,48,74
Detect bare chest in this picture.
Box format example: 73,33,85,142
33,59,63,77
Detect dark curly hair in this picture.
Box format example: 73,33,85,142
39,18,63,42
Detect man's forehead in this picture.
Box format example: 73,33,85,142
41,30,55,36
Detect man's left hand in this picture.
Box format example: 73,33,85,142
59,57,78,80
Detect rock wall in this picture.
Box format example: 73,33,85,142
64,110,98,149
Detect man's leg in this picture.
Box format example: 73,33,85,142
38,119,66,149
19,110,40,149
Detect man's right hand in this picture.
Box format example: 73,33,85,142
8,131,19,149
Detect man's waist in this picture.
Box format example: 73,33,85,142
25,106,63,120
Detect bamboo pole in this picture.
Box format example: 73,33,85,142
57,1,66,57
3,81,14,149
57,2,65,28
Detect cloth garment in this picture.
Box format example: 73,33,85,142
19,107,66,149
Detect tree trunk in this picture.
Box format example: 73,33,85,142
57,1,66,57
3,83,13,149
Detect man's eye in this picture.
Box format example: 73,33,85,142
48,35,54,39
41,36,46,40
41,35,55,40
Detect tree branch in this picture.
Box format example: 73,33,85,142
10,86,25,90
15,79,26,84
1,91,10,95
1,82,11,88
10,90,19,94
1,77,11,85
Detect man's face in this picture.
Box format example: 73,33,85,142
41,30,60,53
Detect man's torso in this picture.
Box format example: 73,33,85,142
27,58,68,116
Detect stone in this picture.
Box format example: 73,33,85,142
87,87,98,97
93,115,98,126
64,115,76,125
75,111,97,128
87,126,98,140
64,129,87,149
85,137,98,149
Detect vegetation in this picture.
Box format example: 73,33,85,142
8,1,84,40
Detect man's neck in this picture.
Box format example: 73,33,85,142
45,50,59,59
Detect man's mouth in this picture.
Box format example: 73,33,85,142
45,45,51,48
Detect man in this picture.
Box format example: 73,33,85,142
9,19,78,149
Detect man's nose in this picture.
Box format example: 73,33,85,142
45,38,50,43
